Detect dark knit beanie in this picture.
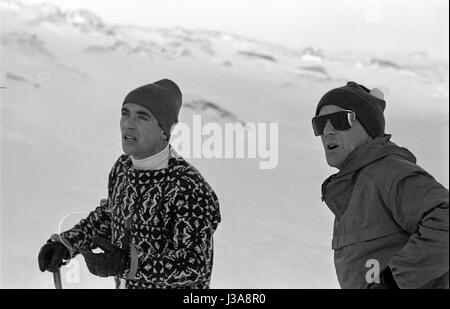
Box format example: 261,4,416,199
123,79,182,139
315,81,386,138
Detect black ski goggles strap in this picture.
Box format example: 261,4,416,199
312,110,356,136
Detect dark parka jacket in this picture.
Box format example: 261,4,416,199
322,135,449,289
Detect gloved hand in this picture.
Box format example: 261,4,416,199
38,241,70,273
368,267,400,289
80,236,130,277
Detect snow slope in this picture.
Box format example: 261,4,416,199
1,0,448,288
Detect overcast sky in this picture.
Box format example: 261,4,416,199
18,0,450,59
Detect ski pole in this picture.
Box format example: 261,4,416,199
53,268,62,289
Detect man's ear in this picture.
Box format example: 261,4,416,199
157,123,169,142
161,131,168,141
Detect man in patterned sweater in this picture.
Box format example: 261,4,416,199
38,79,221,288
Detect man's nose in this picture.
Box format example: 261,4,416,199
323,120,336,136
123,115,137,129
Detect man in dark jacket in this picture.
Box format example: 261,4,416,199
38,79,221,288
312,81,449,289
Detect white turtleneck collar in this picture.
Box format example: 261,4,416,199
131,144,170,170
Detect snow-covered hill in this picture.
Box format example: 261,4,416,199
1,0,448,288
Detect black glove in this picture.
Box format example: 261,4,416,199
80,236,130,277
368,267,400,289
38,241,70,273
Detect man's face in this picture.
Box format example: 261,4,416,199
120,103,167,159
318,105,371,170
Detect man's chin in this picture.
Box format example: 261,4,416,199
326,155,344,170
122,144,135,156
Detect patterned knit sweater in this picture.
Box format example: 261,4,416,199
60,148,221,288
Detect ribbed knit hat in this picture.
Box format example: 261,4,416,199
123,79,182,139
315,81,386,138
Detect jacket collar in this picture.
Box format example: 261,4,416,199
321,134,417,204
336,134,416,178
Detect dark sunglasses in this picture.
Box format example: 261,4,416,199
312,110,356,136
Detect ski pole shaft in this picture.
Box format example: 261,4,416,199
53,268,62,289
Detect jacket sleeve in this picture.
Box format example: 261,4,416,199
128,186,221,287
59,198,112,255
387,170,449,288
